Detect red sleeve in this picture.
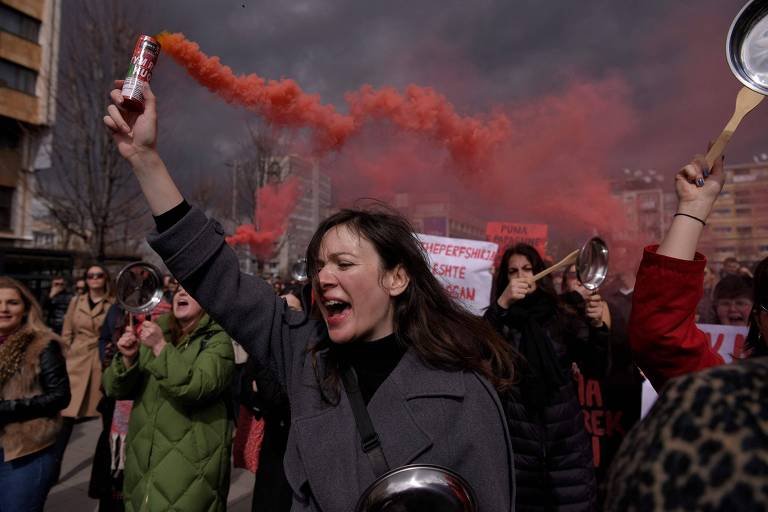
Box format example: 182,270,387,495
629,245,724,390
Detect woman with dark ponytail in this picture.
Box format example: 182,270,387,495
485,243,610,512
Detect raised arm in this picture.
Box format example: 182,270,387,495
104,83,293,381
657,155,724,259
103,81,183,216
630,154,726,390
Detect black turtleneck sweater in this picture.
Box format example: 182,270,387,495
334,333,406,405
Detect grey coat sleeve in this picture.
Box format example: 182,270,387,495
147,207,292,382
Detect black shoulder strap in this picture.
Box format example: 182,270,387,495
340,365,390,477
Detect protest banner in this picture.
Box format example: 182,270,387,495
640,323,749,417
418,233,498,315
486,222,548,259
575,366,640,478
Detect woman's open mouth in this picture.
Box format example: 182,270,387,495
175,297,190,313
323,299,351,326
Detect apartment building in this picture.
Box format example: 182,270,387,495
699,162,768,268
0,0,60,246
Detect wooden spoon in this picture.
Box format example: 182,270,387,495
532,249,579,282
705,86,764,170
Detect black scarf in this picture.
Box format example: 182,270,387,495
505,290,566,408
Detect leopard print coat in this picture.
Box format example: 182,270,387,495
603,357,768,511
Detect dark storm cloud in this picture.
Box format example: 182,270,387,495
68,0,766,195
141,0,671,102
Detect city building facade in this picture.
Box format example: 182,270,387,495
611,162,768,270
610,168,676,245
699,161,768,269
0,0,60,247
393,192,486,241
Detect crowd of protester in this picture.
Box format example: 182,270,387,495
1,82,767,511
3,240,765,512
12,237,768,511
3,197,766,511
2,206,766,511
97,81,768,511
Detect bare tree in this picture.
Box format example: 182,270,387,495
233,122,287,223
36,1,145,260
187,171,225,217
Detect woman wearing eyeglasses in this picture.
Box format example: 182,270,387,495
54,265,114,477
604,153,768,510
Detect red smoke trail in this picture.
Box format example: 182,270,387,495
226,177,301,260
156,32,509,172
330,78,634,238
157,32,634,245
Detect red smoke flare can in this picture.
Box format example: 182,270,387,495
121,35,161,112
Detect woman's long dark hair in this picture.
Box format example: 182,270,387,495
305,204,517,401
492,243,557,303
746,256,768,357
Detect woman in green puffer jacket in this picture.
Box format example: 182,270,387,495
103,286,234,512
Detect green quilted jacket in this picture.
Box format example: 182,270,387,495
103,313,234,512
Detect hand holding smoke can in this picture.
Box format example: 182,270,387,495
121,35,161,112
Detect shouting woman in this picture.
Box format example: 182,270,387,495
104,82,516,511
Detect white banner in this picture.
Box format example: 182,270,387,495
641,323,749,417
418,234,498,316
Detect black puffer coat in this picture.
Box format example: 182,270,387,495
485,298,609,512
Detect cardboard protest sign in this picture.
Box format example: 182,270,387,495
418,233,498,315
486,222,548,258
640,324,749,417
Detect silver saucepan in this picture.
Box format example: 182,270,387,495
728,0,768,95
704,0,767,169
532,237,609,291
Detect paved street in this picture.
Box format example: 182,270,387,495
45,419,254,511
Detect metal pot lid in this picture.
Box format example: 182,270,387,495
115,261,164,314
291,257,308,282
355,464,478,512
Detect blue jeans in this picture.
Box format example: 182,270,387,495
0,445,57,512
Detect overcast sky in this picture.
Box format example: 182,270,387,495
64,0,767,234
